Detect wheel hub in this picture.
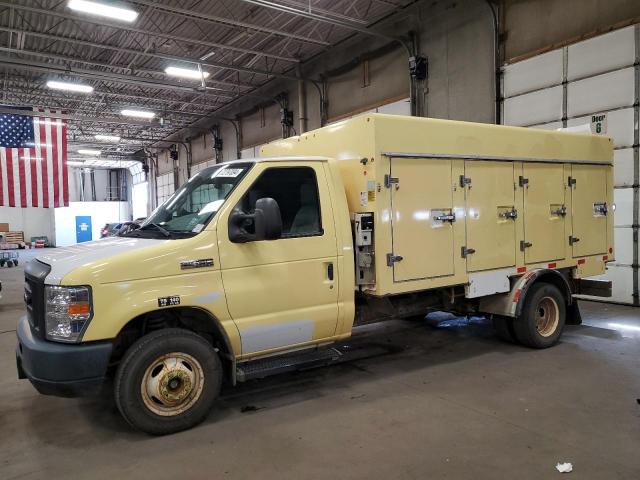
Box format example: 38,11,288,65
536,297,559,338
141,352,205,416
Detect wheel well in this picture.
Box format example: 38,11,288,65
109,307,235,383
516,270,573,317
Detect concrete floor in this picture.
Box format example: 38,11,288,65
1,250,639,479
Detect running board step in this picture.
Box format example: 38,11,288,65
235,341,398,382
236,348,342,382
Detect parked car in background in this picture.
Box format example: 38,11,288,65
100,223,122,238
115,222,141,236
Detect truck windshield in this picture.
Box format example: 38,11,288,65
126,162,253,239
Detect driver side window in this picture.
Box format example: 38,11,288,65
238,166,323,238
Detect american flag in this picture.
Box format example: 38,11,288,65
0,107,68,208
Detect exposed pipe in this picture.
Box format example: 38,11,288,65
297,66,308,134
485,0,502,124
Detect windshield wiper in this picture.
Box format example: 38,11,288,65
138,223,171,237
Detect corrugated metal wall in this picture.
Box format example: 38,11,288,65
501,25,639,305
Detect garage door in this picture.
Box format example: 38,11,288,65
502,25,639,306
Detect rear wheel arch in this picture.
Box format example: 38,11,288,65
110,307,236,384
515,269,572,317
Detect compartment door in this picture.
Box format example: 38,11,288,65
523,163,567,264
465,161,517,272
571,164,608,257
390,157,455,282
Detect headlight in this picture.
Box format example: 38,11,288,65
45,286,93,343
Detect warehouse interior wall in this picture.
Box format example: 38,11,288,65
503,0,640,61
158,0,496,182
0,206,54,245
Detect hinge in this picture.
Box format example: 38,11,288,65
386,253,403,266
384,174,399,188
459,175,472,188
520,240,532,251
568,176,576,187
461,246,476,258
518,176,529,187
569,236,580,245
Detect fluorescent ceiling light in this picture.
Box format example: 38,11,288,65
121,109,155,119
46,80,93,93
67,161,86,166
94,134,121,142
68,0,138,23
78,149,101,155
165,66,210,80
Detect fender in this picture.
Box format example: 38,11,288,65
479,269,574,319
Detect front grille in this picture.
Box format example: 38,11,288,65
24,260,51,339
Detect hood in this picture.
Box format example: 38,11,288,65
36,237,164,285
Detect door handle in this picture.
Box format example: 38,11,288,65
327,263,334,281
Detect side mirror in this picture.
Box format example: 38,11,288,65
229,197,282,243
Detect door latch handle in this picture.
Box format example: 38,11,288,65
327,263,334,281
499,208,518,220
551,205,567,217
434,213,456,223
569,236,580,245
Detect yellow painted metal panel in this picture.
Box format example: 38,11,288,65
390,157,455,281
464,161,516,271
215,161,340,358
571,164,608,257
523,163,567,263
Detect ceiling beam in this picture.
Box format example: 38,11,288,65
0,1,300,63
130,0,330,47
0,106,165,127
238,0,396,40
0,27,303,81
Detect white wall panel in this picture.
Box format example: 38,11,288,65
377,99,411,115
567,68,636,117
567,108,635,148
529,121,564,131
613,188,634,226
503,86,563,126
594,265,635,304
568,26,636,80
614,227,635,265
503,50,563,97
613,148,635,186
54,201,130,247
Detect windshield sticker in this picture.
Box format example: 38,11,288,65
192,224,204,233
216,168,244,178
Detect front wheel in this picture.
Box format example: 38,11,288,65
114,328,223,435
513,283,566,348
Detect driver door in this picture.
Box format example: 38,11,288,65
216,162,339,359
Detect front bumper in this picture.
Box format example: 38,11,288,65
16,316,113,397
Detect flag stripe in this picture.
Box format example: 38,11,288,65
18,147,26,207
51,118,60,207
6,148,15,207
34,116,43,206
39,117,49,208
0,149,5,206
61,119,69,206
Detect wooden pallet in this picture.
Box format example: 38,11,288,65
4,231,24,243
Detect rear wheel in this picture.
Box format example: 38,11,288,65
114,328,222,435
513,283,566,348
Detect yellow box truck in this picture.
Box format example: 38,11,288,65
16,114,614,434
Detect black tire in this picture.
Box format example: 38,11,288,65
0,261,4,267
114,328,223,435
513,283,566,349
13,260,18,266
7,261,13,268
492,315,518,343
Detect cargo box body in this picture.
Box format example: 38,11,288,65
261,114,614,298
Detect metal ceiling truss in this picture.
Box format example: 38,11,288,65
0,0,413,150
